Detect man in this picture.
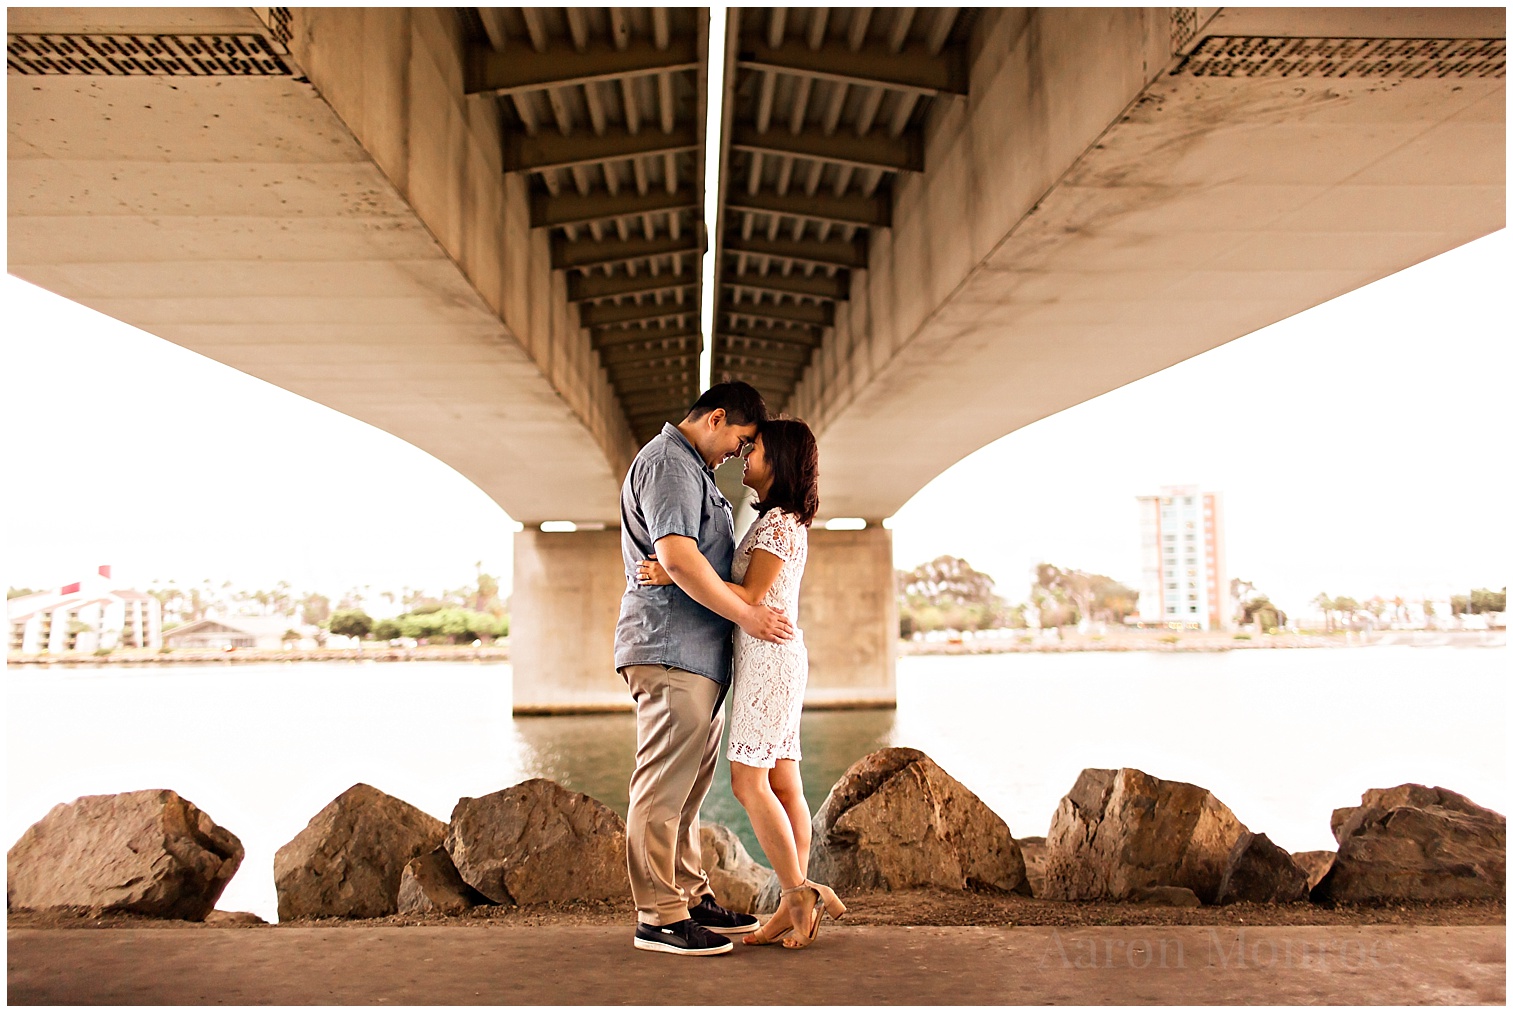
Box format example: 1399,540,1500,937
616,382,795,955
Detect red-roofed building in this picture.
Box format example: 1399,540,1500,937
7,566,161,655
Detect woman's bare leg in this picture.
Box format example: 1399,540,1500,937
768,760,811,878
730,760,810,944
730,761,804,888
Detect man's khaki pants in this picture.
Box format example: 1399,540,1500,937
622,664,724,926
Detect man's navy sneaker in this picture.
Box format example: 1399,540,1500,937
688,893,761,935
633,918,734,955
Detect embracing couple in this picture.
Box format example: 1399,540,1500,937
615,381,845,956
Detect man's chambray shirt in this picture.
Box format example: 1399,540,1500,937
614,423,735,685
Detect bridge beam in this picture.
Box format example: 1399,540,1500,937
503,123,699,174
467,35,698,97
530,186,700,229
567,267,698,302
722,269,851,301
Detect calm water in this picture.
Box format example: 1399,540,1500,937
7,648,1505,922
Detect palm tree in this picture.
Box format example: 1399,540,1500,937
1312,592,1334,633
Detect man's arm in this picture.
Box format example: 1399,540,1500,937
654,535,794,643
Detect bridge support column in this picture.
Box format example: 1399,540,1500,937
510,528,628,715
801,526,898,709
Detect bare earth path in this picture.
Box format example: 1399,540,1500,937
8,923,1504,1005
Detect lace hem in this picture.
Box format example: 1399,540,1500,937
727,737,802,769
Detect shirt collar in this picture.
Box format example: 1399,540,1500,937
662,422,714,474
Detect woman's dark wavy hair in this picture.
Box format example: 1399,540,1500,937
753,418,820,527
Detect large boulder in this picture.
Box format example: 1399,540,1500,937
1041,768,1248,904
1215,831,1310,904
1313,784,1505,904
806,748,1030,895
1292,851,1336,891
1018,836,1048,898
7,789,242,921
274,784,446,920
398,846,489,915
205,910,268,926
1126,885,1201,907
446,779,630,905
700,824,771,915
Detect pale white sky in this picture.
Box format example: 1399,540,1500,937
3,231,1508,616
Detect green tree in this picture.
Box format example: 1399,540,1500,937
473,561,505,615
7,587,39,599
270,581,294,617
896,555,1009,635
328,609,373,640
1240,595,1287,631
1312,592,1335,632
1454,588,1507,615
1234,582,1286,631
1230,578,1256,624
1033,564,1139,627
299,592,331,627
371,618,402,641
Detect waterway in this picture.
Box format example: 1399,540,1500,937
7,647,1505,923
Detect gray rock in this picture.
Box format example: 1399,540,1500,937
1018,836,1048,899
699,824,771,915
274,784,446,920
446,779,630,906
1291,851,1336,891
1126,885,1202,907
7,789,242,921
807,747,1030,895
398,846,488,915
205,910,268,926
1313,784,1505,904
1216,831,1309,904
1041,768,1248,904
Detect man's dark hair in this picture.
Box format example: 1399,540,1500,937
685,381,768,427
753,418,820,527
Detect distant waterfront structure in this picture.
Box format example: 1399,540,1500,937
7,566,162,654
162,615,320,652
1135,486,1228,630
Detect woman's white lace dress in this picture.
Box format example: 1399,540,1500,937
727,508,808,768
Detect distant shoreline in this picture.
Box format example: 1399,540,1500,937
900,628,1505,656
8,629,1502,668
6,645,511,667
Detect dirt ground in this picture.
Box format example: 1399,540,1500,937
9,921,1505,1005
9,888,1503,931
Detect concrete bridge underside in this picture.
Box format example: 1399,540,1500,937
8,7,1504,711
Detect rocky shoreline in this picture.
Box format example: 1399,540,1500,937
7,749,1505,930
6,645,510,666
899,629,1505,656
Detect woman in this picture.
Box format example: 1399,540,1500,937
638,418,844,949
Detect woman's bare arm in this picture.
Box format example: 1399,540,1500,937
648,535,793,642
638,547,785,606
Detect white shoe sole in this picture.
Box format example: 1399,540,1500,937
634,936,734,955
702,922,761,936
